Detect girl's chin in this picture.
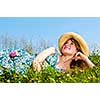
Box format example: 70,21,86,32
62,50,71,54
62,52,72,55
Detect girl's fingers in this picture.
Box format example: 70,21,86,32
77,56,82,60
74,52,84,61
74,56,82,61
75,52,87,61
75,52,80,57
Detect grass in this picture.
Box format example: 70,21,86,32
0,50,100,83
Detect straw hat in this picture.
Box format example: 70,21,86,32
58,32,89,56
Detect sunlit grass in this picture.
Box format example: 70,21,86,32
0,50,100,83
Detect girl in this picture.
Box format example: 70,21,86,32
0,32,94,75
32,32,95,71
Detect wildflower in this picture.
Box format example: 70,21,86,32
9,51,17,58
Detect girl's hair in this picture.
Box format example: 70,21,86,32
69,38,88,69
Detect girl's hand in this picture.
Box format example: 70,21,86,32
32,60,42,71
74,52,95,68
74,52,87,61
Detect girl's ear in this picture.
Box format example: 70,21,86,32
75,58,78,61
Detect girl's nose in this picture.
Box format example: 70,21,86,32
66,42,71,46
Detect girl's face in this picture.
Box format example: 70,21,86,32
61,39,78,56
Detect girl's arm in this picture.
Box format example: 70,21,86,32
75,52,95,68
84,57,95,68
32,47,56,71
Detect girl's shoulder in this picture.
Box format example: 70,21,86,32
45,49,61,67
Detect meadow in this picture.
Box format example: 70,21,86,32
0,34,100,83
0,49,100,83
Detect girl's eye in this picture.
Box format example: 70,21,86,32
71,42,74,45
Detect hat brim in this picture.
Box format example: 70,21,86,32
58,32,89,56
